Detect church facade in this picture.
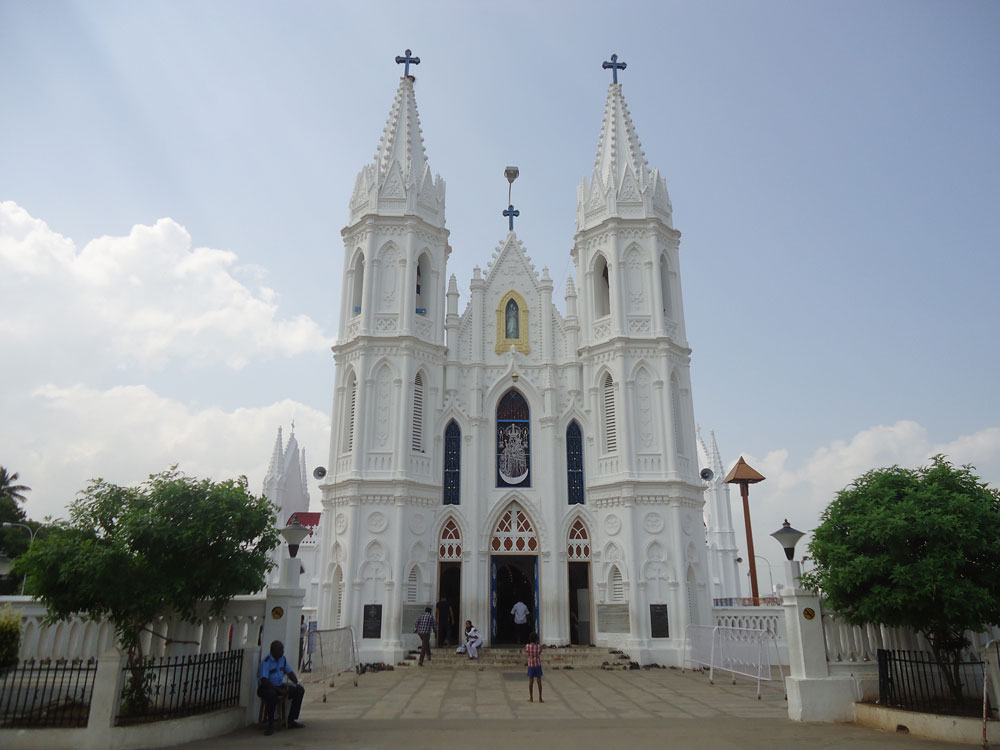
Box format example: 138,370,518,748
315,58,737,665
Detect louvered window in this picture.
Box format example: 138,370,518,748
406,567,419,603
603,374,617,453
333,566,344,627
443,421,461,505
610,566,624,602
671,374,684,456
412,373,424,452
566,421,584,504
345,374,357,453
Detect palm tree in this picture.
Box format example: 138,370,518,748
0,467,30,505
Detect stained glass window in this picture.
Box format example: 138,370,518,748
443,420,461,505
566,420,584,504
496,390,530,487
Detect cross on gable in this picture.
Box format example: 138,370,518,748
395,49,420,77
503,204,520,231
602,53,627,84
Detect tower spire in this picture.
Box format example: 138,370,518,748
265,426,284,484
348,66,445,228
576,66,672,232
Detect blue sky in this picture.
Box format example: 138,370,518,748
2,1,997,588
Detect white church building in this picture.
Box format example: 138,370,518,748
309,54,741,665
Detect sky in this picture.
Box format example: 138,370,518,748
1,0,998,591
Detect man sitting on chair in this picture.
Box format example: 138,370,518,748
258,640,305,735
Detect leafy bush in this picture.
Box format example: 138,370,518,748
0,603,21,668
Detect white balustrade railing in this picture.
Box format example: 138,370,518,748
821,613,925,664
3,594,266,661
712,605,788,665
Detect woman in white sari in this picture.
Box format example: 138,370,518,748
456,620,483,659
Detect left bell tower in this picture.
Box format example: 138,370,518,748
320,52,449,661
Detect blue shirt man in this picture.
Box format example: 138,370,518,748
257,640,305,735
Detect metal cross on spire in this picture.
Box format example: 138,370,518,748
395,49,420,77
602,53,627,84
503,204,520,231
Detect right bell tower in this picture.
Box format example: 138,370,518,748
573,55,708,663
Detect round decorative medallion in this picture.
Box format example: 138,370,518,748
270,606,284,620
604,514,621,536
803,608,816,621
368,511,388,533
643,512,664,534
409,512,427,535
335,513,347,534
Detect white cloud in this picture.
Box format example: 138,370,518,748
5,382,330,522
723,421,1000,593
0,201,333,373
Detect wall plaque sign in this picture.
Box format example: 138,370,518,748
363,604,383,639
596,603,630,633
649,604,669,638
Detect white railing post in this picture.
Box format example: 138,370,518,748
86,647,126,742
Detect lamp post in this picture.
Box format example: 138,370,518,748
723,457,766,603
280,522,310,559
3,522,37,595
770,519,806,587
754,555,774,595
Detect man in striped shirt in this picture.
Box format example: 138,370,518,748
525,631,543,702
413,607,436,666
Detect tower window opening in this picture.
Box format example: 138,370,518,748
412,372,424,452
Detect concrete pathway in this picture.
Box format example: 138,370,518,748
180,666,960,749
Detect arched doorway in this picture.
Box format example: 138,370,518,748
437,519,462,646
489,503,539,644
567,518,592,645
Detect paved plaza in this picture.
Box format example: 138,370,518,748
180,666,961,749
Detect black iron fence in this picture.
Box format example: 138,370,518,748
877,648,989,717
115,649,243,725
0,658,98,728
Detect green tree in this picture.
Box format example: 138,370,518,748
0,467,41,595
801,456,1000,699
0,467,31,505
15,467,280,709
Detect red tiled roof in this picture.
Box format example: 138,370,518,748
287,511,321,530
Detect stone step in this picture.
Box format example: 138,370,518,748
397,647,635,670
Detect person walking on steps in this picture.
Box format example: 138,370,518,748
511,599,530,644
414,606,436,665
257,640,305,735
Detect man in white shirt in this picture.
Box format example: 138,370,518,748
511,600,530,644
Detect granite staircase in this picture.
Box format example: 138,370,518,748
399,645,635,670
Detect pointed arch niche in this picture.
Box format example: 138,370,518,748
415,252,430,316
351,252,364,316
594,255,611,318
659,253,673,321
495,289,530,354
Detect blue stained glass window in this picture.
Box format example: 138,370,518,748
443,420,461,505
496,390,530,487
567,421,584,504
